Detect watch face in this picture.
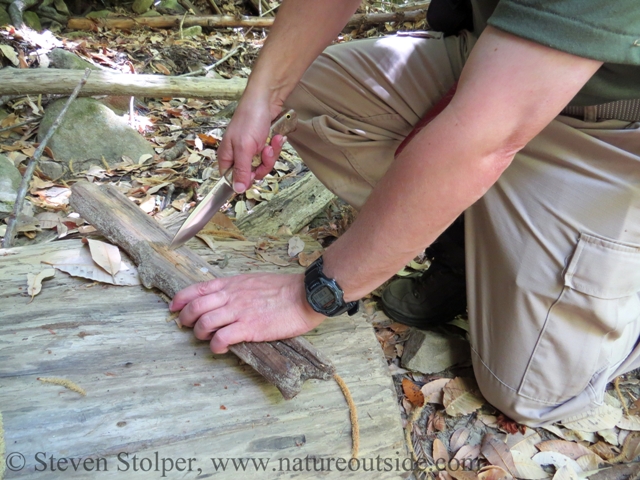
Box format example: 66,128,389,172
311,285,336,309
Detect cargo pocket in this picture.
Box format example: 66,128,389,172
518,232,640,405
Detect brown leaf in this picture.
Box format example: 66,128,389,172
88,239,121,277
481,434,519,478
444,377,484,416
615,431,640,463
536,440,594,460
422,378,451,404
27,268,55,302
450,428,471,453
455,444,481,462
477,466,513,480
298,250,322,267
434,410,447,431
197,133,219,147
589,441,620,461
434,437,450,463
497,413,526,435
258,252,290,267
402,378,425,407
449,471,479,480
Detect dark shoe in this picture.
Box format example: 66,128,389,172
380,262,467,329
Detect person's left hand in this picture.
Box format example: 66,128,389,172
169,273,326,354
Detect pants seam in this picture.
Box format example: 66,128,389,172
472,347,561,406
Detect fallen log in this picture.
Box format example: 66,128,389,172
237,171,336,236
67,9,427,31
0,68,247,99
69,181,335,400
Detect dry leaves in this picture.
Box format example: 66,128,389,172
87,239,122,277
422,378,451,404
402,378,425,407
481,434,519,478
443,377,484,416
27,268,55,302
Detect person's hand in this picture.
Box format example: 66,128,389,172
169,273,326,354
218,93,287,194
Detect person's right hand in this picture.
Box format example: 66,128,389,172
217,93,287,194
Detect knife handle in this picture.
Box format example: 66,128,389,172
221,109,298,184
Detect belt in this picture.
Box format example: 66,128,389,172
561,99,640,122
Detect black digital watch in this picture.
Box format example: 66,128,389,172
304,257,359,317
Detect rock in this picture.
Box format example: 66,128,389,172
48,48,101,71
0,154,22,214
156,0,185,14
23,11,42,31
39,160,66,180
181,26,202,37
0,6,10,26
132,0,155,14
38,98,155,168
401,329,470,374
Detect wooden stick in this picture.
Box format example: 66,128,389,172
69,181,336,400
2,69,91,249
0,68,247,100
66,9,427,31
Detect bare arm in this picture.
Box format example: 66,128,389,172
322,26,602,298
172,26,602,354
218,0,362,192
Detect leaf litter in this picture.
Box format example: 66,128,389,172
2,1,640,475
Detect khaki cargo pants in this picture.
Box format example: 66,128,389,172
283,32,640,426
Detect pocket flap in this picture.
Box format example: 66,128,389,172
565,232,640,299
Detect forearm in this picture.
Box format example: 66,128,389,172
322,108,513,300
242,0,362,106
321,26,602,301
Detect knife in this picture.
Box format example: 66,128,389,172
169,109,298,249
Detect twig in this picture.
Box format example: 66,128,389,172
0,117,39,134
180,45,241,77
2,69,91,249
178,0,200,15
333,373,359,459
205,0,222,15
179,11,188,39
615,376,630,416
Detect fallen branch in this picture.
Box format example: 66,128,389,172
236,172,336,236
66,9,427,31
2,69,91,249
0,68,247,100
69,181,336,399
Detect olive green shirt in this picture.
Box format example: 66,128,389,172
472,0,640,106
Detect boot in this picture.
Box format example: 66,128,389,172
380,217,467,328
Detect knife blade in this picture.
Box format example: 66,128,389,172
169,109,298,249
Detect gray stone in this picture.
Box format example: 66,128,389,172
0,154,22,214
38,98,155,168
132,0,154,14
23,11,42,31
401,329,470,374
0,6,10,26
39,159,66,180
48,48,101,71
